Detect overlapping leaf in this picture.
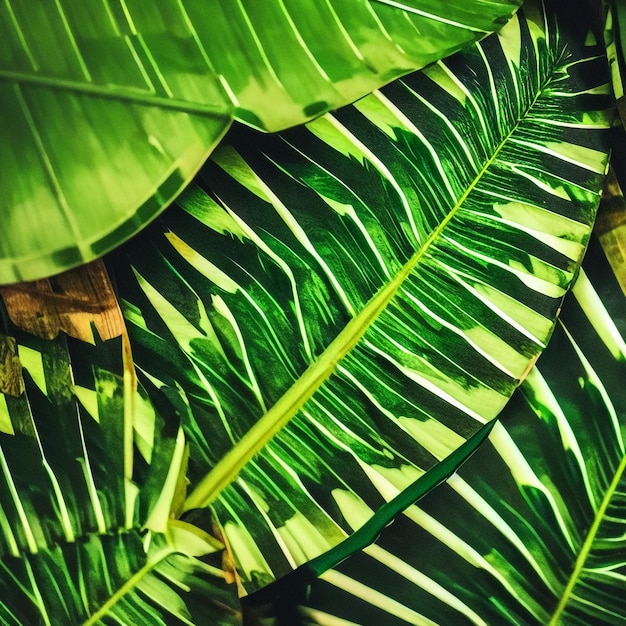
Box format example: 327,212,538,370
0,264,240,624
243,235,626,626
0,529,241,626
0,265,135,556
0,0,521,284
108,0,612,593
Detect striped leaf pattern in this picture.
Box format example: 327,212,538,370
109,0,612,592
243,235,626,625
604,0,626,255
0,266,240,623
606,0,626,126
0,529,241,626
0,317,134,556
0,0,521,284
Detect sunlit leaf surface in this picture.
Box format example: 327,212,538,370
0,0,521,284
242,233,626,626
109,0,612,592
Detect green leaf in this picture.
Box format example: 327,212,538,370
108,0,612,592
241,234,626,625
0,270,241,623
0,329,133,554
0,0,521,285
606,0,626,125
0,529,241,626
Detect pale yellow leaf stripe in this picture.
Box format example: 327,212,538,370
548,454,626,625
183,127,513,512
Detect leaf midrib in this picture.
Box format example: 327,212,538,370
548,452,626,625
82,545,174,626
183,77,546,512
0,70,230,117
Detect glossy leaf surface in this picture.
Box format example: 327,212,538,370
109,0,611,592
0,0,521,284
243,235,626,625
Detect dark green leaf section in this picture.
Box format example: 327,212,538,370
243,236,626,626
0,316,188,557
0,326,131,556
110,0,612,592
0,299,241,623
606,0,626,207
607,0,626,126
0,0,522,284
0,529,240,626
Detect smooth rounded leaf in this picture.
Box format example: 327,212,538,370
0,0,521,284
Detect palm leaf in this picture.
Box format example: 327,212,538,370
0,263,241,624
0,529,240,626
0,263,135,553
107,0,612,593
0,0,521,285
242,231,626,625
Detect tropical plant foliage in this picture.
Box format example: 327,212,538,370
607,0,626,124
241,236,626,626
0,264,241,624
108,0,611,593
0,0,521,284
0,0,625,624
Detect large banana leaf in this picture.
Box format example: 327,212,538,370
242,232,626,625
0,0,521,285
107,0,612,594
0,263,241,624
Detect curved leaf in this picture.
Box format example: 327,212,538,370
0,0,521,284
242,234,626,625
108,0,611,592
